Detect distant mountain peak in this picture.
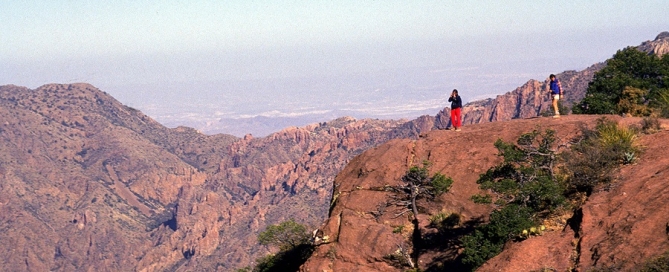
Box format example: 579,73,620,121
638,31,669,56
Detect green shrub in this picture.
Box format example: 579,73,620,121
640,250,669,272
477,130,566,213
431,173,454,195
429,212,461,230
565,118,640,194
258,219,310,251
641,116,662,134
461,129,565,270
461,204,534,268
574,47,669,116
395,160,454,268
253,244,314,272
471,194,493,204
655,89,669,117
255,220,313,272
617,86,652,116
597,120,637,152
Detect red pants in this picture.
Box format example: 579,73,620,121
451,107,462,129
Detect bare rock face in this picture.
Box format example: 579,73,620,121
0,84,432,271
302,115,669,271
638,31,669,56
0,84,204,271
574,129,669,270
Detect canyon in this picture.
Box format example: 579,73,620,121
0,32,667,271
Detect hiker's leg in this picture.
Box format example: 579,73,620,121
552,95,560,115
455,108,462,128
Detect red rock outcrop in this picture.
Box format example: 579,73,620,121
302,115,669,271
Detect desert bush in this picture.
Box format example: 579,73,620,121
597,120,638,152
477,130,567,213
429,211,461,230
617,86,653,116
392,161,454,268
431,172,454,195
655,89,669,117
461,129,566,270
565,118,640,194
461,204,534,268
394,161,454,226
258,219,310,251
255,220,313,272
640,250,669,272
470,194,493,204
641,116,662,134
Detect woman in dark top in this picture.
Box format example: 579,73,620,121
448,89,463,131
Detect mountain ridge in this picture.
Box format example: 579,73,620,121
0,83,435,271
1,32,667,271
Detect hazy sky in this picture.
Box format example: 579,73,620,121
2,1,668,135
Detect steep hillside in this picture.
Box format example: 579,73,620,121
3,32,667,271
301,115,669,271
0,83,209,271
0,83,435,271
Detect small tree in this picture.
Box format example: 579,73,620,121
389,161,454,268
255,219,313,272
398,161,453,220
574,47,668,116
258,219,310,251
462,129,567,269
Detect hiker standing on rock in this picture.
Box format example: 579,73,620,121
449,89,463,131
548,74,563,118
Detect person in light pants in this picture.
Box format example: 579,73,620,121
549,74,563,118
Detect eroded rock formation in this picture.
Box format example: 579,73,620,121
301,115,669,271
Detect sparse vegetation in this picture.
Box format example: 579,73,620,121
393,225,405,234
462,129,567,269
387,160,454,268
563,118,640,195
254,219,313,272
461,120,642,270
429,211,461,230
383,244,415,268
641,116,662,134
258,219,310,251
584,250,669,272
640,250,669,272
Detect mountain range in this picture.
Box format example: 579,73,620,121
0,32,667,271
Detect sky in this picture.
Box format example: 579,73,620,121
2,1,668,136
